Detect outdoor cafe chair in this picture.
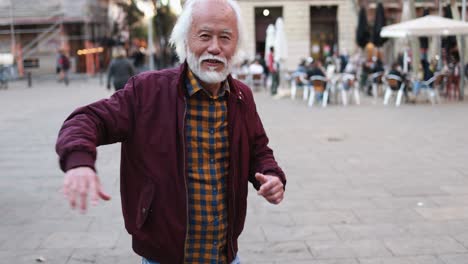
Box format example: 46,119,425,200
251,73,265,92
290,72,309,100
307,75,328,107
370,71,384,100
417,72,442,105
322,74,342,107
338,73,360,106
321,65,340,106
383,74,405,106
234,73,249,84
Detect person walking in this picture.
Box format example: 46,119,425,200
107,47,135,91
57,50,70,85
55,1,286,264
0,64,8,89
267,46,279,95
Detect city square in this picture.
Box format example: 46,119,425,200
0,76,468,263
1,0,468,263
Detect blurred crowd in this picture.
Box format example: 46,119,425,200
284,45,464,106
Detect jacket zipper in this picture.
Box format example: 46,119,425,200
182,97,189,263
230,95,242,259
230,165,236,259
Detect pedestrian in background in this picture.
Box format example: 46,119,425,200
447,51,460,100
57,50,70,85
106,46,135,91
55,0,286,263
0,64,9,89
268,46,279,95
130,47,145,73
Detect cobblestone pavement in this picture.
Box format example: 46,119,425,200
1,77,468,264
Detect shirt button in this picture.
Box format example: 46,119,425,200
210,158,215,163
214,240,217,245
209,128,214,134
210,100,214,105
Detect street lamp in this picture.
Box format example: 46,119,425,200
9,0,15,58
136,0,155,70
461,0,466,100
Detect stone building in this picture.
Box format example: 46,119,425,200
236,0,466,71
0,0,127,75
237,0,359,71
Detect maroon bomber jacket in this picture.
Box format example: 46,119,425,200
56,63,286,264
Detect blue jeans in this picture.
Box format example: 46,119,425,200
412,80,432,96
142,255,240,264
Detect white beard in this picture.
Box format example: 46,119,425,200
186,51,232,84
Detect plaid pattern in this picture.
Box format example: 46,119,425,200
184,70,230,264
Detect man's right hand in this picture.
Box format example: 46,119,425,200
63,166,111,213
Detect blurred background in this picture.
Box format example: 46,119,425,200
0,1,461,72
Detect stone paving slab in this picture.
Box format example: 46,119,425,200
1,78,468,263
440,254,468,264
331,223,408,241
383,236,467,256
359,255,445,264
306,239,393,259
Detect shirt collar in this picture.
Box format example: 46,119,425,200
186,69,230,98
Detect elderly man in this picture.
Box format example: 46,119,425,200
55,0,286,263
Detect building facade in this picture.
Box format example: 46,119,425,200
237,0,359,71
0,0,127,75
237,0,468,71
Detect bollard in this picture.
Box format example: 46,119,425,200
27,72,32,88
99,70,103,86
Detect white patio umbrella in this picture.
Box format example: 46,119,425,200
381,15,468,38
273,17,288,93
274,17,288,63
264,24,275,62
390,0,418,73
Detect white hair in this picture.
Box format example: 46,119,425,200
169,0,245,63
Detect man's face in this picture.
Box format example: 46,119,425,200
186,0,239,84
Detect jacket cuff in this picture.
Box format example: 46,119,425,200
264,170,287,189
62,151,95,172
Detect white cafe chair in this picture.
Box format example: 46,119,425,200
307,75,328,107
339,73,360,106
290,72,309,100
383,74,405,106
370,71,384,100
418,73,442,105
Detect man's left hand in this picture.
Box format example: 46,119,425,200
255,173,284,204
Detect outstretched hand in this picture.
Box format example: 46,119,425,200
63,166,111,213
255,173,284,204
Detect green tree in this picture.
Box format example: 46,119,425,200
151,1,178,67
117,0,145,39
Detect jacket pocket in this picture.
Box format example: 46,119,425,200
136,183,155,229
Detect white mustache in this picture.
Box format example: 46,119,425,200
199,54,227,66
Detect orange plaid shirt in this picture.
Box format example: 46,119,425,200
184,70,230,264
